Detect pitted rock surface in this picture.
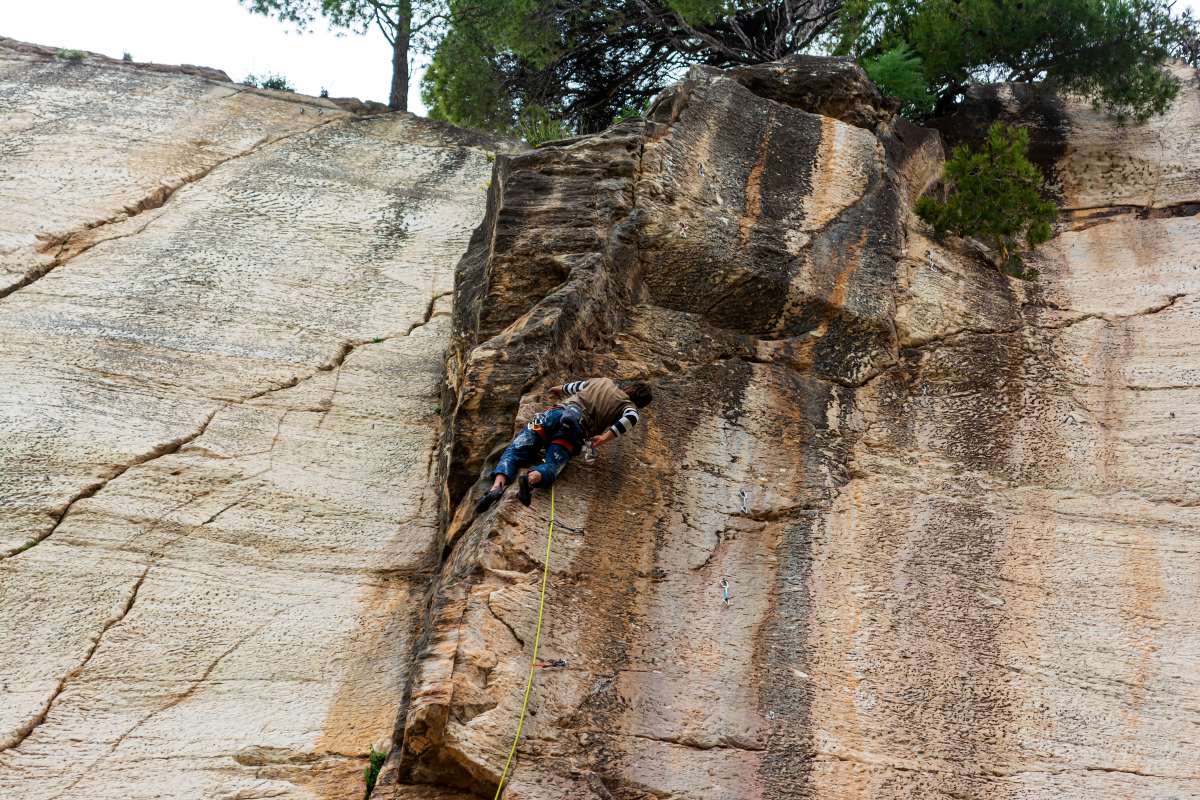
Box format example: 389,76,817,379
395,59,1200,800
0,41,504,799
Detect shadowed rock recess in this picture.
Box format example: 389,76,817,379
1,36,1197,800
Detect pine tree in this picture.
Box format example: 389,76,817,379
916,123,1056,279
241,0,447,111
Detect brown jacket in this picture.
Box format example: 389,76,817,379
564,377,635,437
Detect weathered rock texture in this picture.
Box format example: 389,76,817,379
3,36,1198,800
0,40,504,799
392,57,1200,800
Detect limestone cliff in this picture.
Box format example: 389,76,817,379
1,35,1197,800
391,57,1200,800
0,38,507,799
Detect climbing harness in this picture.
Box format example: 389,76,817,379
493,485,557,799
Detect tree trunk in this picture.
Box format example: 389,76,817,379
931,88,959,119
388,2,411,112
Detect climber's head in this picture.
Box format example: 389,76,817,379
623,381,653,408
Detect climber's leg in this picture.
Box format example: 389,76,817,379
518,404,579,508
535,442,576,485
477,425,545,513
495,428,542,482
519,441,575,505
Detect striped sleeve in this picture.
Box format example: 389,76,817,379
561,380,588,395
609,405,640,438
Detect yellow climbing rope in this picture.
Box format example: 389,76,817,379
493,485,556,799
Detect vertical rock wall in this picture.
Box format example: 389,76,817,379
2,36,1195,800
0,40,504,799
392,59,1199,800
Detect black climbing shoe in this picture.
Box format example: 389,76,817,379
475,486,504,514
517,474,533,506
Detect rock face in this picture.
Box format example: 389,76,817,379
0,40,504,799
394,60,1200,800
2,36,1197,800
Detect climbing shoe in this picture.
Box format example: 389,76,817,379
475,486,504,514
517,474,533,506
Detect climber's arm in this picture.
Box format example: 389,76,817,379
591,406,640,448
548,379,588,398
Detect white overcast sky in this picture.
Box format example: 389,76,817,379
3,0,430,112
5,0,1200,116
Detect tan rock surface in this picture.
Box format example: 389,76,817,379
3,36,1198,800
393,58,1200,800
0,37,351,299
0,40,500,799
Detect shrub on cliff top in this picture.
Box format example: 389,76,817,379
916,123,1055,280
514,105,572,146
243,72,295,92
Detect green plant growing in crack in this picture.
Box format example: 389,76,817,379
56,49,86,61
363,747,387,799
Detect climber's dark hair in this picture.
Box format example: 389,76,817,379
623,381,653,408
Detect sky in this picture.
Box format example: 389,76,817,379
3,0,429,112
5,0,1199,116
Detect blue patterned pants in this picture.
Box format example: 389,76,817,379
494,405,585,487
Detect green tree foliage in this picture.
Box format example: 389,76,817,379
423,0,683,133
1168,8,1200,67
244,72,296,91
646,0,846,63
839,0,1186,121
613,97,654,123
241,0,447,110
861,43,934,117
424,0,844,134
916,123,1055,279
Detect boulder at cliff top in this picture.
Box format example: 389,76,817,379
723,54,899,130
394,56,1200,800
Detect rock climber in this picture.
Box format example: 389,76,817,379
475,377,653,512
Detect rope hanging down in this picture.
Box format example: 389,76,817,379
493,485,556,799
